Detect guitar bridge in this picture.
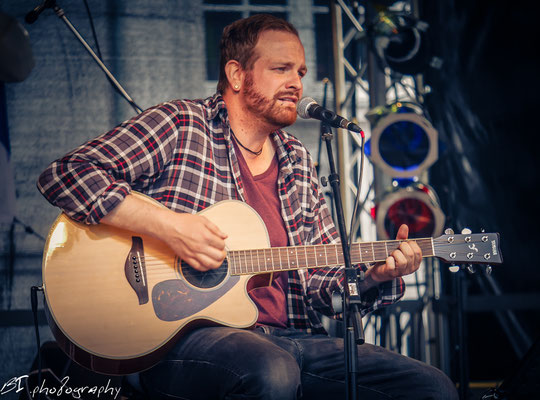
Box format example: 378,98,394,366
124,236,149,305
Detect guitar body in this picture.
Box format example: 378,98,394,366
42,194,269,375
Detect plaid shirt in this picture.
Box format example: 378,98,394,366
38,92,404,334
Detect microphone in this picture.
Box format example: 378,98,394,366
25,0,54,24
296,97,364,137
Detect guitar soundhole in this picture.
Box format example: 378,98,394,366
177,259,229,289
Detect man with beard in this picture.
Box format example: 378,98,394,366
38,14,457,400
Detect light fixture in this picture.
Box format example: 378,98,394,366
374,183,445,240
366,101,438,178
370,11,432,76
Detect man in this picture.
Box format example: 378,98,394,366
38,14,457,400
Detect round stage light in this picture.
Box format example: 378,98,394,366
374,183,445,240
367,102,438,178
371,11,431,76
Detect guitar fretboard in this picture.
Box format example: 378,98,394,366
227,238,434,275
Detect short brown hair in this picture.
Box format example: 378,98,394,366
217,14,299,93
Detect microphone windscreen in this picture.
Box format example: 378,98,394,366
296,97,317,119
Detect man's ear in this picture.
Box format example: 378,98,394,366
224,59,244,92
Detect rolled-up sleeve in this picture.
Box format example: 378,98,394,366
37,102,180,224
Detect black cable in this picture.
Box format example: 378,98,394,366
79,0,143,114
316,78,331,177
347,135,366,248
31,285,44,400
14,217,46,242
81,0,103,60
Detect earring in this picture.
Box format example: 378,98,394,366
234,84,240,90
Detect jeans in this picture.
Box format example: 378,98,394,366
139,326,458,400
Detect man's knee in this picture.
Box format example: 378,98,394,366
415,363,459,400
236,351,301,400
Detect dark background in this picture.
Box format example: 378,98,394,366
421,0,540,382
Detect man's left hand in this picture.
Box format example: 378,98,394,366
366,224,422,282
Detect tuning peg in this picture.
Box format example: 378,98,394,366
467,264,476,274
445,228,454,235
449,264,460,273
461,228,472,235
484,265,492,275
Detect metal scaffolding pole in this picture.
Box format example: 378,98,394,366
328,0,449,371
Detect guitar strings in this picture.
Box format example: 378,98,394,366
132,238,437,278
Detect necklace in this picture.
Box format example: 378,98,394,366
231,130,263,156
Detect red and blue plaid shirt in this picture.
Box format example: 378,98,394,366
37,92,404,334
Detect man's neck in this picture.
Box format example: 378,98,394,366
223,90,278,175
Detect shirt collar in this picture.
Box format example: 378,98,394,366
202,92,227,122
204,92,301,167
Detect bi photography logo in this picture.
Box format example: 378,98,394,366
1,373,122,399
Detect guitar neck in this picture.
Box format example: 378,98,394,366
227,238,434,275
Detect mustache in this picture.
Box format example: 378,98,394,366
274,90,300,101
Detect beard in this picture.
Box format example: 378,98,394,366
242,72,298,129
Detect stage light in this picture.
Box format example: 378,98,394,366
366,102,438,178
373,183,445,240
370,11,432,76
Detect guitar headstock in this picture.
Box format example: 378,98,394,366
433,232,503,265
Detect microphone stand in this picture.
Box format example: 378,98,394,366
321,122,365,400
27,0,143,114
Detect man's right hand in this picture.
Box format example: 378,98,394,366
164,213,228,271
100,193,228,272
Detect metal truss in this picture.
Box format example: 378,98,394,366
328,0,450,372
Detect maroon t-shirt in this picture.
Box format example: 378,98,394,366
233,140,289,328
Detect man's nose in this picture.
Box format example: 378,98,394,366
286,72,302,91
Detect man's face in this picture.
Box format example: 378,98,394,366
241,30,307,130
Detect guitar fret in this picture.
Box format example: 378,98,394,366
278,248,284,271
374,242,387,261
232,251,238,274
313,246,319,267
304,246,309,269
354,243,362,263
324,246,329,266
268,249,276,271
236,251,241,274
242,250,247,274
360,242,373,263
252,249,258,273
228,252,235,274
263,249,270,271
236,251,242,274
286,247,291,270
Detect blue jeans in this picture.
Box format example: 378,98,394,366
139,326,458,400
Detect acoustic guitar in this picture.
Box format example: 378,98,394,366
42,192,502,374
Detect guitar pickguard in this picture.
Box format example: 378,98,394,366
152,275,240,321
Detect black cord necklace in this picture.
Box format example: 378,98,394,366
231,130,263,156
